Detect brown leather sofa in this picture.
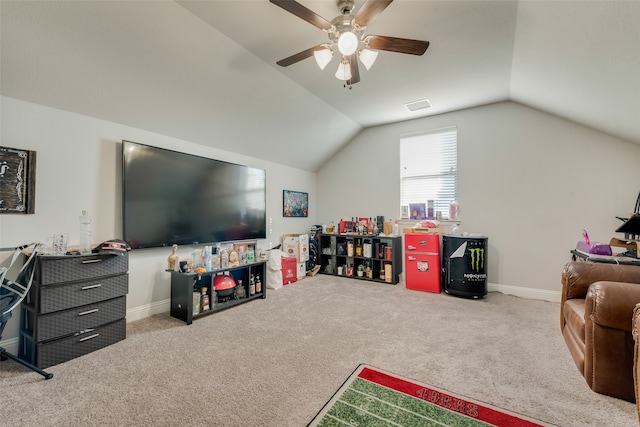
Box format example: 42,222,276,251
561,261,640,402
632,303,640,421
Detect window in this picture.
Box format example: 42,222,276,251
400,127,457,219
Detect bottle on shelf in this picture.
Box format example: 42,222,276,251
365,262,373,279
393,219,400,236
213,244,221,270
255,275,262,293
193,286,200,315
355,239,363,257
250,274,256,296
200,287,210,312
235,279,246,299
449,200,459,220
220,247,229,269
79,210,92,255
368,218,374,235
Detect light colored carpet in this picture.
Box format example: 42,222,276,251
0,275,637,426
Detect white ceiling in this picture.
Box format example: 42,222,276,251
1,1,638,171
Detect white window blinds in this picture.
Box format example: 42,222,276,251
400,127,457,218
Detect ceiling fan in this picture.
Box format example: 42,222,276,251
270,0,429,86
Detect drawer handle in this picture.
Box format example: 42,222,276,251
81,259,103,264
78,308,99,316
81,284,102,290
79,333,99,342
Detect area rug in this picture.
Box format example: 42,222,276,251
308,365,554,426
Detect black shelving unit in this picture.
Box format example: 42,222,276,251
169,261,266,325
318,234,403,284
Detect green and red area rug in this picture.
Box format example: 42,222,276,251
308,365,554,427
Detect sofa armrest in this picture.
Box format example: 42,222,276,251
586,281,640,331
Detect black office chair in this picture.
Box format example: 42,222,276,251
0,243,53,379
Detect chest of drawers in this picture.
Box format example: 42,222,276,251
19,252,128,368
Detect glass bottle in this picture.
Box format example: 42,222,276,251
200,287,210,312
355,239,363,257
220,247,229,269
79,210,92,255
249,274,256,296
193,286,200,315
255,275,262,293
235,279,246,300
449,200,459,220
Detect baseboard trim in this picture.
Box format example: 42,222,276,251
488,283,561,303
126,298,171,322
1,337,19,357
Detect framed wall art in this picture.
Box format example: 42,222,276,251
283,190,308,217
0,146,36,214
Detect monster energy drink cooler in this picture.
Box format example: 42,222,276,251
441,235,488,298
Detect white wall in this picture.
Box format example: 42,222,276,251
0,96,317,346
317,101,640,300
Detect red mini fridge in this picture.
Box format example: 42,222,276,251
405,233,441,293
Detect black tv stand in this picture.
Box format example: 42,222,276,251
169,261,267,325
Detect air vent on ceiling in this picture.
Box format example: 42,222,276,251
404,98,432,112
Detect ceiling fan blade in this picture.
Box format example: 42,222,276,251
348,54,360,85
366,35,429,55
269,0,333,31
354,0,394,27
276,45,326,67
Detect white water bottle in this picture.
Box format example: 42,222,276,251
79,210,92,255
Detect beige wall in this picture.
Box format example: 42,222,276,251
317,101,640,299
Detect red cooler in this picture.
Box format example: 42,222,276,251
405,233,441,293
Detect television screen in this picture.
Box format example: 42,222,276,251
122,140,266,249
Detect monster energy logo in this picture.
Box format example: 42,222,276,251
469,248,485,272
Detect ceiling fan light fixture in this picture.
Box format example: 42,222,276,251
358,48,378,70
337,31,358,56
335,60,352,81
314,48,334,70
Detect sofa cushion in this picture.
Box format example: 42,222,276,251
564,298,586,343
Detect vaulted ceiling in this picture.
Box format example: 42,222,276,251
1,1,638,171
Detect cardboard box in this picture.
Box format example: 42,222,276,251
282,234,309,262
610,237,640,255
282,257,297,285
403,227,443,234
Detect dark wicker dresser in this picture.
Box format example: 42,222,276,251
19,252,128,368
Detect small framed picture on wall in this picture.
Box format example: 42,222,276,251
283,190,308,217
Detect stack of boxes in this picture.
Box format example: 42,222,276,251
281,234,310,284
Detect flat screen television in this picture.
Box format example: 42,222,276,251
122,140,266,249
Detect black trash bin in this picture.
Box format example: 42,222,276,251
441,234,488,298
